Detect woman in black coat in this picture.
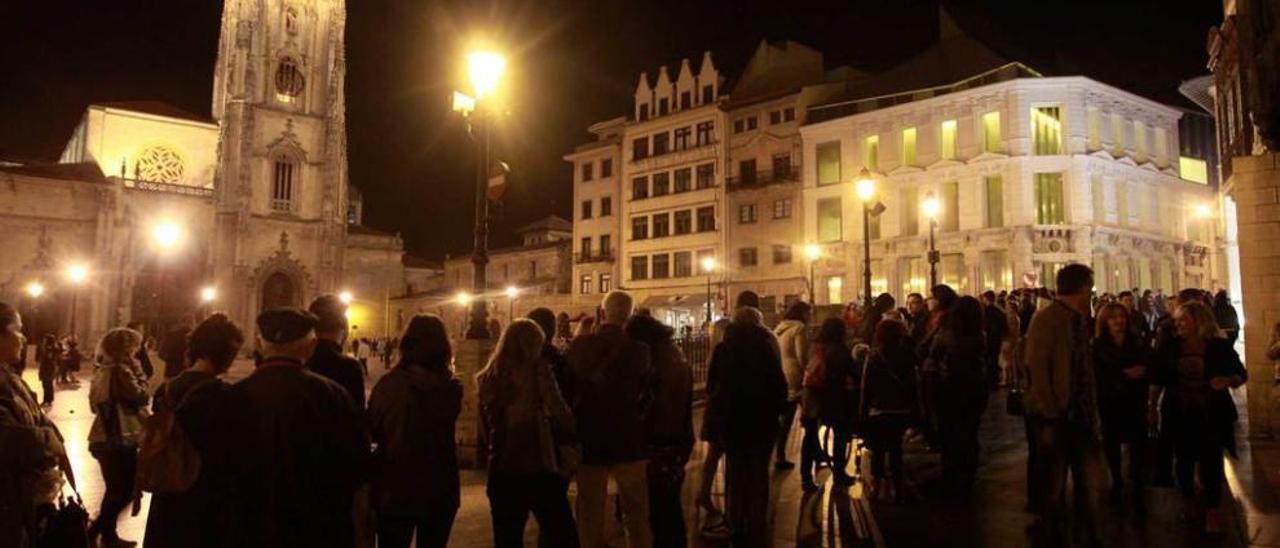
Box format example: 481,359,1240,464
1148,301,1246,535
1092,303,1149,512
925,294,987,497
816,317,859,488
145,314,244,548
367,314,464,548
860,319,918,502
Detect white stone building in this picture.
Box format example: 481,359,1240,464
0,0,416,342
801,69,1215,302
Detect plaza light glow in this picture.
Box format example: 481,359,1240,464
467,51,506,100
451,90,477,114
201,286,217,303
804,244,821,261
855,167,876,201
26,281,44,298
922,193,942,220
339,290,354,304
152,221,184,250
456,291,472,307
505,285,519,299
1194,203,1214,219
701,256,718,274
65,264,89,285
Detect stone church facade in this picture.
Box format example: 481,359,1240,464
0,0,412,343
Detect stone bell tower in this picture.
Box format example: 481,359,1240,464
209,0,349,328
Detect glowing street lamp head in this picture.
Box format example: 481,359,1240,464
701,256,718,273
339,291,354,305
922,193,941,220
855,167,876,201
1194,203,1213,219
200,286,218,303
505,286,520,299
467,51,506,100
456,291,472,307
804,244,821,261
153,221,183,250
26,281,44,298
66,264,88,285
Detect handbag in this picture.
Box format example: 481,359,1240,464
35,470,90,548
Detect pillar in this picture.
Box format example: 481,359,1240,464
1231,152,1280,438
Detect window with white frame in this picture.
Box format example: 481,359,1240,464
271,159,296,213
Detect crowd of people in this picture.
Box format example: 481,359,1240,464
0,264,1255,547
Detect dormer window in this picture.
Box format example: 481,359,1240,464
275,58,305,103
284,7,299,35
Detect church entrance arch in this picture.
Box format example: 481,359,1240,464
260,271,298,312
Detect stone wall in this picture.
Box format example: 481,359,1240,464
1231,151,1280,437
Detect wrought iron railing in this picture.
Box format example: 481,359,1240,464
117,177,214,198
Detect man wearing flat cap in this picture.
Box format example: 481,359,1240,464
224,307,369,547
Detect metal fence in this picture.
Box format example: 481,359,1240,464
675,334,712,390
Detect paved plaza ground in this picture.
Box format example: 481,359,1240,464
23,354,1280,547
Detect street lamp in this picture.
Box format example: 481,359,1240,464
922,192,942,288
65,263,88,340
701,256,718,325
201,286,217,304
803,244,821,303
26,281,44,299
855,167,881,306
505,285,519,321
339,290,354,305
151,221,184,330
456,291,472,307
152,221,183,250
454,49,508,340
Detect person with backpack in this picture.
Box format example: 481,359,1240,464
367,315,463,548
87,327,150,548
143,314,245,548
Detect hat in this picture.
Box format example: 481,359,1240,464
256,307,318,344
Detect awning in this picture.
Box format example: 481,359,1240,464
639,293,711,311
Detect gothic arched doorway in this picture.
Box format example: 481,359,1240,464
260,272,297,312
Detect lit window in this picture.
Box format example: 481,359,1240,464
1034,172,1065,224
985,176,1003,228
275,58,305,102
599,274,611,293
817,197,842,242
826,277,843,305
864,135,879,171
1087,108,1101,151
1180,156,1209,184
773,198,792,219
901,127,917,166
580,275,593,295
940,120,957,160
738,204,758,224
981,112,1001,153
1031,106,1062,155
1111,114,1125,155
1154,128,1169,166
1133,122,1148,162
272,159,296,213
816,141,841,185
979,250,1011,292
941,253,966,293
942,181,959,232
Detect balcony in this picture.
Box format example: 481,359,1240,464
116,176,214,198
726,164,801,190
575,250,615,264
1031,226,1079,254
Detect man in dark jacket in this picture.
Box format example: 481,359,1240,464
981,291,1008,389
158,314,195,378
306,295,367,411
528,307,574,404
705,305,786,548
568,290,653,548
225,308,369,548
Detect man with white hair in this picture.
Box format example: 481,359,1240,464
568,290,653,548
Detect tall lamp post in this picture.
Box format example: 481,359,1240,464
854,168,882,306
803,244,821,303
922,192,941,288
65,264,88,340
453,51,507,340
701,256,718,325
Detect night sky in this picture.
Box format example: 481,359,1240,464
0,1,1221,259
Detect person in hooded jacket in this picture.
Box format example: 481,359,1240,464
366,314,462,548
772,301,811,470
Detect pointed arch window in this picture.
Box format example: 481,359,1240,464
275,58,305,102
272,158,297,213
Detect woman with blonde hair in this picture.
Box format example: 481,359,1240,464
87,327,149,547
1092,303,1149,513
1148,301,1246,534
477,318,579,547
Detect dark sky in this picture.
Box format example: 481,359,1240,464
0,1,1221,259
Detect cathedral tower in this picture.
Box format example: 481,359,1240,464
210,0,349,326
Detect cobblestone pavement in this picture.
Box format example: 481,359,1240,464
25,355,1277,547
